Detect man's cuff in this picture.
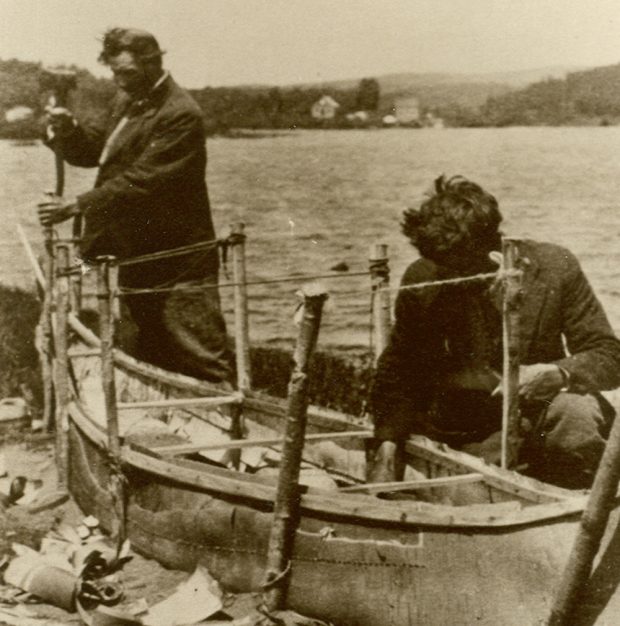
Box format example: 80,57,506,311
558,366,571,392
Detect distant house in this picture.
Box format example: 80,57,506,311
4,105,34,123
311,95,340,120
345,110,369,123
424,112,445,129
393,96,420,125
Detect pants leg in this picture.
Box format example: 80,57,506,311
120,286,233,385
521,392,615,489
161,285,233,384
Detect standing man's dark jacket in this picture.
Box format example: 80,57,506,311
55,75,231,382
60,75,218,288
371,240,620,443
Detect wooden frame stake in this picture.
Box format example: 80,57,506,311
53,244,71,489
263,284,328,611
369,243,391,365
500,237,522,469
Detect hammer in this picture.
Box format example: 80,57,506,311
39,68,77,197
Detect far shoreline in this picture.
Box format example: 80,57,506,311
3,122,620,145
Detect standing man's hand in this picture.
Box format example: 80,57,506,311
37,194,80,227
519,363,567,401
45,106,77,140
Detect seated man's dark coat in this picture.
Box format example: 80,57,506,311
371,240,620,443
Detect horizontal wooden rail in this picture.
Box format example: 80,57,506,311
116,394,243,410
154,429,373,456
340,472,485,494
69,349,102,358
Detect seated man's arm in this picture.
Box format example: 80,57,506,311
555,249,620,392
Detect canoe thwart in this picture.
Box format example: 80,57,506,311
116,394,243,410
69,349,103,358
153,429,373,456
340,472,485,494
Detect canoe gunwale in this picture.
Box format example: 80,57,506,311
68,391,603,530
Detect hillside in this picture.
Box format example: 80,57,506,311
302,66,576,93
481,62,620,126
285,66,579,119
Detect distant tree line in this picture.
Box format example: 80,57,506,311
0,60,382,138
190,78,382,133
3,58,620,140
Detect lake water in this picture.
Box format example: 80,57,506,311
2,127,620,349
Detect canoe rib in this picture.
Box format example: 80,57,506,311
152,429,373,456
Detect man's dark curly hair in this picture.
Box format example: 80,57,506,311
98,28,164,65
401,175,502,265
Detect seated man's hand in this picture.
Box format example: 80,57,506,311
519,363,566,401
37,194,79,227
45,106,76,139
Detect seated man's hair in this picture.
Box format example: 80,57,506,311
401,175,502,264
98,28,164,65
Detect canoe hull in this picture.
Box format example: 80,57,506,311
67,412,620,626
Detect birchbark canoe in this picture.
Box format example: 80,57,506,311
54,310,620,626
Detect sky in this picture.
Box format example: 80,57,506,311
2,0,620,88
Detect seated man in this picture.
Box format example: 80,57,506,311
369,175,620,489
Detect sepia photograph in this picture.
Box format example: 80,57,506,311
1,1,620,624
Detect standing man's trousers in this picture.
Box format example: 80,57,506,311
118,282,233,385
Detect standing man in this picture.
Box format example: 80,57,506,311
38,28,232,384
369,175,620,489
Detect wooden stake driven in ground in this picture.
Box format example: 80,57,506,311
263,284,329,612
500,237,523,469
53,244,70,489
40,230,55,431
38,69,76,431
96,257,120,460
231,221,251,392
68,245,82,314
230,222,251,467
369,243,391,365
96,256,126,544
548,407,620,624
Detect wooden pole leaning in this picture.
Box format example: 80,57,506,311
369,243,391,365
548,413,620,624
500,237,523,469
263,284,329,612
53,244,71,489
40,228,56,431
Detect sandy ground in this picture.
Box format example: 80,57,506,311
0,432,261,625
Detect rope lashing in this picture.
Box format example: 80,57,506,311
106,270,372,298
114,237,222,268
338,270,505,300
218,231,245,281
388,270,500,293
